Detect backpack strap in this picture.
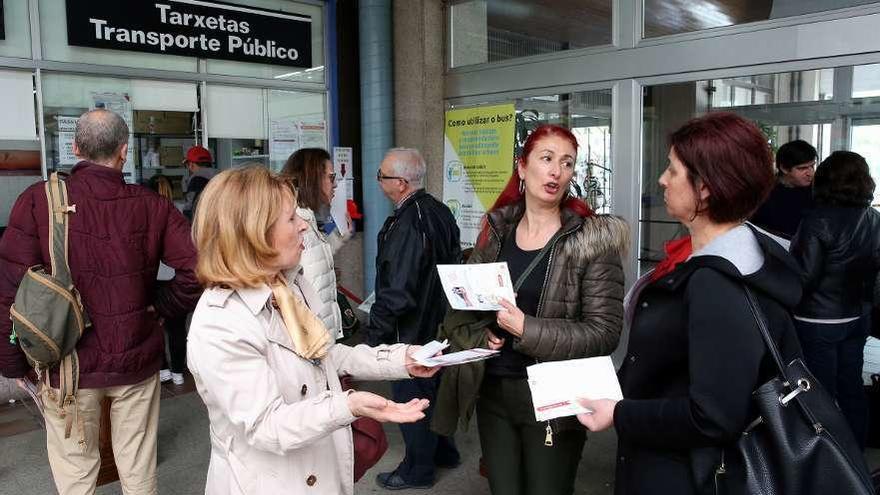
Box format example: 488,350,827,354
44,172,75,287
44,173,87,444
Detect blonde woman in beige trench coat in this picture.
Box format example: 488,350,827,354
187,166,438,495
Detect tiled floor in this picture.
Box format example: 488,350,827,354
1,376,878,495
0,372,198,440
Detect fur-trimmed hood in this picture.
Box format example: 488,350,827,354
559,214,630,264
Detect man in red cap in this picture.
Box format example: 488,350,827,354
182,145,217,219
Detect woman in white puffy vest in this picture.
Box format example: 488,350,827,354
282,148,352,340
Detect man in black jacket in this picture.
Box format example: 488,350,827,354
750,140,817,239
369,148,462,490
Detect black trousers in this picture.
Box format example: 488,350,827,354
477,375,586,495
795,317,869,448
162,315,188,373
391,375,460,484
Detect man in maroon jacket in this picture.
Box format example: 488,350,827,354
0,109,201,495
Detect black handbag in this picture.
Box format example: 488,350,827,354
715,286,874,495
336,289,360,341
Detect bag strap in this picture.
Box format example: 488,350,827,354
44,172,75,287
741,285,790,382
513,228,565,291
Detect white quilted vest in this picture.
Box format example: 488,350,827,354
294,207,344,339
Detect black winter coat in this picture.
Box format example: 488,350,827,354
366,189,461,345
613,227,803,495
790,205,880,319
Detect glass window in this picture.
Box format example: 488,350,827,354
267,89,326,172
0,0,32,58
644,0,879,38
0,70,40,230
708,69,834,109
853,63,880,98
206,85,268,170
450,89,613,213
640,62,880,274
42,74,199,198
852,121,880,206
449,0,612,68
206,0,324,82
206,86,328,172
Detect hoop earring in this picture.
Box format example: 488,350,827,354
519,179,525,194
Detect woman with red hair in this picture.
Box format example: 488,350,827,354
576,113,809,494
435,124,629,495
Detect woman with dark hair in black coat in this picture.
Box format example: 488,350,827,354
790,150,880,448
575,113,806,495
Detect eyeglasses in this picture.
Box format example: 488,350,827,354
376,169,409,183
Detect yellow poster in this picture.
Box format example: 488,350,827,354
443,103,516,247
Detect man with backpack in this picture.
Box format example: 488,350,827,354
0,109,201,495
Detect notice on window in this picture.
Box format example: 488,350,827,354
331,146,353,237
443,103,516,248
56,116,80,165
437,262,516,311
269,118,300,166
299,121,327,149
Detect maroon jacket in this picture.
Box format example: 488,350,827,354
0,162,201,388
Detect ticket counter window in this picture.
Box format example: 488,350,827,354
206,85,327,172
41,74,200,203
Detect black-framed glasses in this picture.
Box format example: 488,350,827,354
376,169,409,183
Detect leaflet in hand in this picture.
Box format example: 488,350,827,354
437,262,516,311
410,339,450,363
416,348,499,367
526,356,623,422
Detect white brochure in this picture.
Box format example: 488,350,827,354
412,339,500,367
436,262,516,311
410,339,450,363
417,348,499,367
526,356,623,422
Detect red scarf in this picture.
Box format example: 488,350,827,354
649,236,692,282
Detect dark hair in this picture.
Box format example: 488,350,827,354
75,109,130,162
775,139,817,172
813,151,875,207
281,148,332,211
669,112,774,223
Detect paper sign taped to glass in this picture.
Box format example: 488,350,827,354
437,262,516,311
527,356,623,422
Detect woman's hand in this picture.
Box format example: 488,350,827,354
347,391,429,423
404,346,442,378
575,398,618,432
496,298,525,337
486,329,505,350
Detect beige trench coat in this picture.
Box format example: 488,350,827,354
187,271,410,495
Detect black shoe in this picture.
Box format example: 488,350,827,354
375,471,433,490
